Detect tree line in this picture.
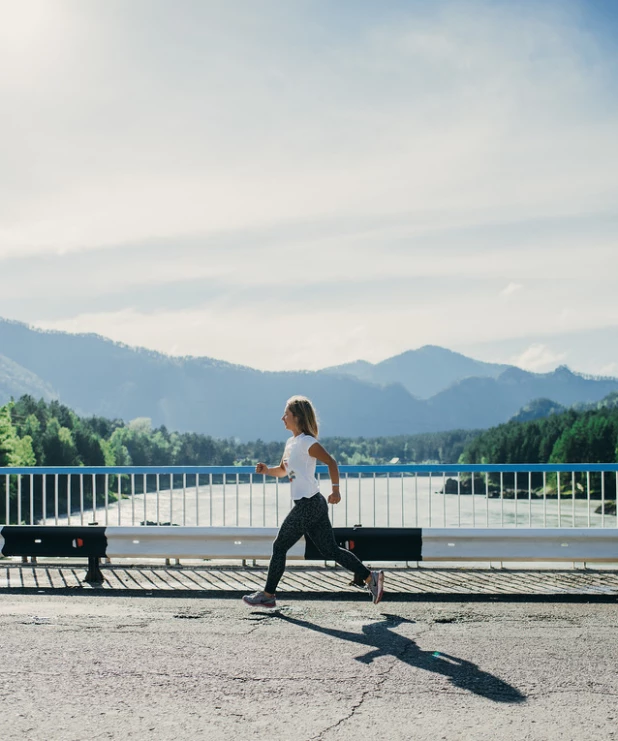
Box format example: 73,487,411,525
1,395,480,470
458,398,618,504
459,401,618,466
0,396,238,523
3,393,617,471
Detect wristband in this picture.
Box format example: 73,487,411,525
332,484,340,488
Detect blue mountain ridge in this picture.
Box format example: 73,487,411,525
1,318,617,441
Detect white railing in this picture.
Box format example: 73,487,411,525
1,464,617,529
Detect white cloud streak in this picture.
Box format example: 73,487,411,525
501,283,524,298
509,344,568,373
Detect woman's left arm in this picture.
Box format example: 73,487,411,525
308,442,341,504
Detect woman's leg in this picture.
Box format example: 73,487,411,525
264,504,304,595
302,494,371,581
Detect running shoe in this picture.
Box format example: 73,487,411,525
367,570,385,604
242,591,277,608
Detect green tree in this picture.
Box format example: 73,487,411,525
42,418,79,466
74,427,107,466
1,403,36,523
1,403,35,466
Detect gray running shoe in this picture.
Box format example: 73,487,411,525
367,570,384,604
242,591,277,608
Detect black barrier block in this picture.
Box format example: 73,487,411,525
304,527,422,561
1,526,107,558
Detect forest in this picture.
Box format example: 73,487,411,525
0,395,479,469
459,393,618,465
457,394,618,507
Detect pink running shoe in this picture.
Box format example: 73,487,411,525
242,591,277,608
367,571,384,604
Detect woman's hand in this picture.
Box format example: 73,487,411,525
255,462,268,474
328,491,341,504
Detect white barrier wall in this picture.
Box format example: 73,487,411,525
422,528,618,562
105,526,305,560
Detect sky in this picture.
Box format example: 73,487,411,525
1,0,618,375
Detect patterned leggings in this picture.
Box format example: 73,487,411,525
264,492,371,594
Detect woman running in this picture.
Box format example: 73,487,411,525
242,395,384,608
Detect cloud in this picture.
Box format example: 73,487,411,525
1,1,618,373
1,210,616,301
1,1,617,258
31,280,608,372
509,344,568,373
32,307,387,371
500,282,524,298
455,325,618,378
599,363,618,377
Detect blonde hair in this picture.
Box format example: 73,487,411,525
286,395,319,438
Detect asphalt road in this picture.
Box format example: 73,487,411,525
1,594,617,741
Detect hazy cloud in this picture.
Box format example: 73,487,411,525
509,344,568,373
501,282,524,298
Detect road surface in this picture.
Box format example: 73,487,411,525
1,593,616,740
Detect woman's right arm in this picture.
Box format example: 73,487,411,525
255,458,287,478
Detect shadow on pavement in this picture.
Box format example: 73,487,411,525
259,611,526,704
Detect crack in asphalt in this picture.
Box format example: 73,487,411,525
243,619,265,636
306,626,434,741
308,687,373,741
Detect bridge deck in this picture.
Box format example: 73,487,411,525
1,561,618,597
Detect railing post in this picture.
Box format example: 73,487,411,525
84,555,104,584
84,521,104,585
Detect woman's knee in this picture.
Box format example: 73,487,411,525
272,536,292,557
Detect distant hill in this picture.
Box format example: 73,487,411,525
426,365,618,430
509,391,618,424
1,318,617,440
509,398,567,423
323,345,509,399
0,319,428,440
0,353,57,402
576,390,618,411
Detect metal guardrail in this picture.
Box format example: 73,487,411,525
422,528,618,562
1,464,617,529
1,525,616,570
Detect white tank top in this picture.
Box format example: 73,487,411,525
282,433,319,500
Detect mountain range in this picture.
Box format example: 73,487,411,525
323,348,509,399
1,317,617,441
